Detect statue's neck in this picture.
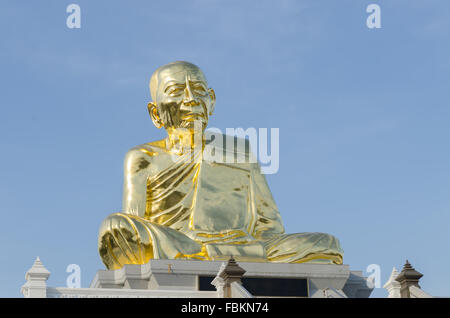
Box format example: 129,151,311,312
165,128,205,155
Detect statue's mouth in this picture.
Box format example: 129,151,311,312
181,113,206,122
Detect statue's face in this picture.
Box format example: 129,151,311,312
151,62,215,131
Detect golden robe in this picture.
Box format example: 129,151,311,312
98,136,343,270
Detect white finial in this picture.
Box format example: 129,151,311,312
25,256,50,281
21,257,51,298
383,267,401,298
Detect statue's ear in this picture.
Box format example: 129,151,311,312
148,102,164,129
208,88,216,116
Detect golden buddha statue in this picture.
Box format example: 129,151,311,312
98,61,343,270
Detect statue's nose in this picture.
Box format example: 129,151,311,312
183,82,199,106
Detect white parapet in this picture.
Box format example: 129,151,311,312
22,257,373,298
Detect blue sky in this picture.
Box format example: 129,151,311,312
0,0,449,297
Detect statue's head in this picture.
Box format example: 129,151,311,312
148,61,216,132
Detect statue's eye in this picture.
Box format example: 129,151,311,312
167,87,183,96
193,85,207,95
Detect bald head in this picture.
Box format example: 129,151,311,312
147,61,216,131
149,61,208,101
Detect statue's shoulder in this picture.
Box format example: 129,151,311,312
124,139,167,163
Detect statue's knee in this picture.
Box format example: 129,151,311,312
312,232,343,251
312,232,338,242
98,213,139,243
98,213,154,267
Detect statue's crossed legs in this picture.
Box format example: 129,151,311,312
98,213,344,270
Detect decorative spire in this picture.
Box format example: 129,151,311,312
212,257,247,298
395,260,423,298
218,257,246,281
25,256,50,280
22,257,51,298
396,260,423,283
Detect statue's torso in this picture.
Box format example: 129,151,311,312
126,138,261,244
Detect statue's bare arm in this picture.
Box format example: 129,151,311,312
121,148,152,217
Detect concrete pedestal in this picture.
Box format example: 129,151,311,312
89,259,373,298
